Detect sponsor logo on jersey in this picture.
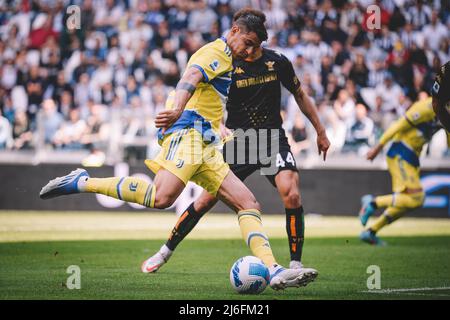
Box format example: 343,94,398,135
235,67,245,74
235,73,278,88
209,60,219,71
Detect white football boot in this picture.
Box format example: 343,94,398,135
141,245,173,273
289,261,319,287
269,264,317,290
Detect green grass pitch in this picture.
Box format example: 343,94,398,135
1,236,450,300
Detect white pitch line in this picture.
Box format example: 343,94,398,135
366,292,450,297
362,287,450,294
398,293,450,297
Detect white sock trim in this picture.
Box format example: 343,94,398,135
77,176,89,192
159,244,173,260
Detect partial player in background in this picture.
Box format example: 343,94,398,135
359,95,448,245
40,9,312,290
144,42,329,282
431,61,450,132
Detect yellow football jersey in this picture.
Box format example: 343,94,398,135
186,37,233,131
160,37,233,143
380,97,440,166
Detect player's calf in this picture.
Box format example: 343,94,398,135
194,191,219,213
281,192,301,209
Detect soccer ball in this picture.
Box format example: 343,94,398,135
229,256,270,294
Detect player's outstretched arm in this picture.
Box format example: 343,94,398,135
155,67,204,133
367,116,412,161
293,86,330,160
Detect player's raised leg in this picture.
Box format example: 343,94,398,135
360,191,424,245
359,193,401,229
40,167,186,210
360,155,425,245
274,170,318,284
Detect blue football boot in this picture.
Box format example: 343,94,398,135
360,230,386,246
40,168,89,199
359,194,375,226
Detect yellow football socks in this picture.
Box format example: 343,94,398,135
371,192,424,233
370,207,406,232
237,209,277,267
375,192,424,209
85,177,156,208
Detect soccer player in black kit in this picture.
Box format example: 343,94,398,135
431,61,450,132
145,32,330,286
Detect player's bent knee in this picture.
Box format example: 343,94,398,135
283,192,301,208
154,195,176,209
241,197,261,212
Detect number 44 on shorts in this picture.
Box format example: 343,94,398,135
276,152,295,168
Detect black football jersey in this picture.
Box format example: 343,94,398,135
225,48,301,130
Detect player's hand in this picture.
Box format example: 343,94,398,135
219,123,233,142
367,144,383,161
155,109,183,134
317,131,330,161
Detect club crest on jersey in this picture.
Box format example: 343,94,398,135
235,67,245,74
209,60,219,71
265,61,275,71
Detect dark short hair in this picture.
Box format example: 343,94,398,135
232,8,268,42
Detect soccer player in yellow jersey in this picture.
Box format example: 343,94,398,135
40,9,312,290
359,95,446,245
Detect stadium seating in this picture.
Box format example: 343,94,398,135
0,0,448,164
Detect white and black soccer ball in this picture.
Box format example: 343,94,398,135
229,256,270,294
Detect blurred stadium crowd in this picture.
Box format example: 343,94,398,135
0,0,449,165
